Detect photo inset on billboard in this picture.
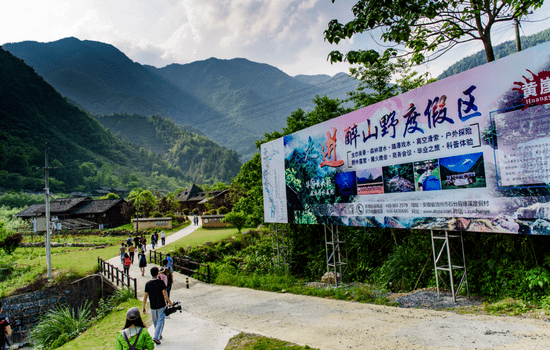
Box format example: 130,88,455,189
440,152,487,190
356,168,384,195
335,171,357,198
413,159,441,191
382,163,415,193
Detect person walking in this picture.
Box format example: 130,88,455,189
151,232,156,250
123,253,132,275
142,267,173,345
128,244,136,264
138,251,147,276
160,231,166,246
0,302,12,350
119,243,127,264
165,254,174,273
114,307,154,350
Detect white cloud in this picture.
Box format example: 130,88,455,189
2,0,549,77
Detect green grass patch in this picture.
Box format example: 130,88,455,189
225,333,318,350
155,226,249,254
56,299,148,350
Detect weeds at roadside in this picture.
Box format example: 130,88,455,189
225,332,318,350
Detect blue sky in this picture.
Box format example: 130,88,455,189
1,1,550,77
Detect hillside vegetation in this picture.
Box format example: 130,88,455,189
3,38,359,160
0,47,232,193
94,113,241,184
439,27,550,79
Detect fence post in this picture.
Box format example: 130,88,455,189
207,264,210,283
134,277,137,299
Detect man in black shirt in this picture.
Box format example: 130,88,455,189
142,267,173,345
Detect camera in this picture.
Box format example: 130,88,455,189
164,301,182,316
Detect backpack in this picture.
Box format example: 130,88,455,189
122,327,143,350
124,257,132,266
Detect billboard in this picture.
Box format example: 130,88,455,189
261,41,550,234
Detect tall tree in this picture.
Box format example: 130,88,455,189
324,0,544,65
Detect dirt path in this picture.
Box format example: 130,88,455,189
171,281,550,350
109,224,550,350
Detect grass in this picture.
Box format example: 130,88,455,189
0,222,191,296
225,333,318,350
56,299,149,350
155,226,250,254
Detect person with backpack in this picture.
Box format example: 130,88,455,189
114,307,154,350
128,244,136,264
123,253,132,275
0,302,12,350
138,251,147,276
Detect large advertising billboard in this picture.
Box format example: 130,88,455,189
261,41,550,234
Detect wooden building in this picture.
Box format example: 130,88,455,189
176,184,231,213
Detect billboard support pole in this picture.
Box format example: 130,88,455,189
324,225,347,287
431,230,469,302
272,224,287,269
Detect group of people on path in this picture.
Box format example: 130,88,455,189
120,232,167,276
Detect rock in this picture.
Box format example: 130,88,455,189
515,202,550,220
321,272,341,284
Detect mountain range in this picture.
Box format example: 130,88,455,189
0,47,241,193
2,38,359,160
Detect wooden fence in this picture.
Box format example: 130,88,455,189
149,250,210,283
98,257,137,299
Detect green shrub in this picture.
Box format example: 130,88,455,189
206,209,217,215
30,301,92,349
191,208,199,215
182,208,190,215
223,211,247,233
217,206,228,214
151,212,162,218
0,230,23,255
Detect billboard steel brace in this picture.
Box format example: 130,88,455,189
324,225,347,287
431,230,469,302
272,224,288,269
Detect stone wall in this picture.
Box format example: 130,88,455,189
0,274,117,343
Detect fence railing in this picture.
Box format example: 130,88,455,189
149,250,210,283
98,257,137,299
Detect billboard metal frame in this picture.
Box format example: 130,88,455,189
431,230,469,301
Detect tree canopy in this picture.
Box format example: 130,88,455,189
324,0,545,65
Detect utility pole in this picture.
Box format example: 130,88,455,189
37,145,56,279
515,17,522,52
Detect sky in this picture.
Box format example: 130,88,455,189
1,1,550,78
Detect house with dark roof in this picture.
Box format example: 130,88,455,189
175,184,231,213
17,197,128,229
71,198,127,227
17,197,92,220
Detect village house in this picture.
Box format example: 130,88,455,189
17,197,128,230
175,184,231,213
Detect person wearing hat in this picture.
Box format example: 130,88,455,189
115,307,154,350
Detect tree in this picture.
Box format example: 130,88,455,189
127,188,157,217
100,193,120,200
223,211,247,233
347,55,436,109
0,222,22,255
324,0,544,65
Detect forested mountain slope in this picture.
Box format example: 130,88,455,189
94,114,241,184
439,28,550,79
3,38,358,160
0,47,237,193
